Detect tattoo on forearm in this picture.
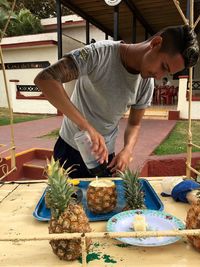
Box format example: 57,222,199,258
37,55,79,83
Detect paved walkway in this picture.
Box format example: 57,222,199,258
0,116,176,169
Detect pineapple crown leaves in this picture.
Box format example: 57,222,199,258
46,157,75,181
49,175,75,218
45,157,76,219
118,168,145,209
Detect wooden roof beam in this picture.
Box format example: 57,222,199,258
61,0,114,38
123,0,155,35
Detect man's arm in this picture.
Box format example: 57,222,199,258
34,56,87,130
108,107,145,173
34,55,108,163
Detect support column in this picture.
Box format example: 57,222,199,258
114,5,119,41
86,20,90,44
132,15,136,43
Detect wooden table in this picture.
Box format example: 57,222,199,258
0,178,199,267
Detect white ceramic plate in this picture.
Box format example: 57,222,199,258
107,209,185,246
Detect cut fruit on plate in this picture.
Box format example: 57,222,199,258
107,209,185,247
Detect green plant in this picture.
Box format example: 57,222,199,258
8,0,73,19
0,0,15,37
6,8,43,36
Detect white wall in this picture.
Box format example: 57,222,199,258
1,33,58,108
177,76,200,119
62,24,107,44
9,80,57,114
0,33,84,112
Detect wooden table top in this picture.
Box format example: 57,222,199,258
0,178,199,267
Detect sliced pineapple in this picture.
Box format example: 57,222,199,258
132,214,147,231
86,179,117,214
186,189,200,251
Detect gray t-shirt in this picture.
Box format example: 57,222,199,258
60,40,154,153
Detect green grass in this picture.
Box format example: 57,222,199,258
154,120,200,155
40,129,59,139
0,108,54,126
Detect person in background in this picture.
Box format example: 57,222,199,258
90,38,96,44
162,77,171,86
34,25,199,178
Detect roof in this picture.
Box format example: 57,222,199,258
1,33,58,49
61,0,199,42
41,14,84,28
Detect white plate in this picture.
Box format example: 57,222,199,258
107,209,185,247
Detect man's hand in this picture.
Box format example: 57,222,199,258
107,108,145,175
86,126,109,165
107,148,133,175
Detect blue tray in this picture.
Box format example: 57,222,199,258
33,179,164,222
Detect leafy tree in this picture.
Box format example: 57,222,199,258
0,0,14,37
7,0,73,19
6,8,43,36
0,0,10,9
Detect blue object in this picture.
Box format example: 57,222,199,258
171,180,200,203
33,179,164,222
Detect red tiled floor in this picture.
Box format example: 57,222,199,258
0,116,177,170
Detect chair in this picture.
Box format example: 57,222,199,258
172,86,178,104
160,86,174,105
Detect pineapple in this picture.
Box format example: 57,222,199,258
46,157,91,261
118,169,145,210
45,186,52,209
45,157,79,209
86,179,117,214
45,157,62,209
186,189,200,251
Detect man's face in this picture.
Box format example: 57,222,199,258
140,39,185,80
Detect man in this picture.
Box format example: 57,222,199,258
34,25,199,177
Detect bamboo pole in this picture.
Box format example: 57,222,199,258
173,0,198,178
0,146,16,155
0,179,48,184
0,167,17,181
0,0,17,178
194,15,200,29
172,0,189,25
81,235,87,267
0,48,16,172
0,229,200,242
173,1,200,179
186,0,194,178
0,0,16,42
186,68,193,178
186,163,200,177
190,142,200,150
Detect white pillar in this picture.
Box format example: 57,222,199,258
177,76,188,119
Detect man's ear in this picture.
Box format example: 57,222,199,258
150,36,163,49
